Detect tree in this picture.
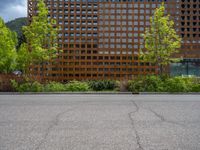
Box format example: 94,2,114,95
20,0,59,75
6,17,27,49
17,43,31,74
140,3,181,75
0,17,18,73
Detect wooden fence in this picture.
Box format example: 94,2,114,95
0,74,23,92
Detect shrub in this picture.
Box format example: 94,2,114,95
65,80,90,91
128,76,199,93
164,77,193,92
44,81,66,92
128,79,145,92
11,80,43,92
144,76,164,92
191,84,200,92
190,78,200,92
88,80,117,91
128,76,164,92
10,79,18,90
31,81,43,92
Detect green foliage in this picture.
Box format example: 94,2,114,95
6,17,27,38
44,81,90,92
10,78,200,93
190,78,200,92
191,84,200,92
88,80,117,91
140,3,181,75
44,81,66,92
18,0,59,74
128,80,144,93
16,43,31,73
11,80,90,92
31,81,44,92
128,76,200,93
23,0,58,64
0,17,18,73
10,80,18,90
11,79,43,92
6,17,27,48
65,81,90,92
164,77,193,92
128,76,165,92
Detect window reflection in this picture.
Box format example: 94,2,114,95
170,59,200,76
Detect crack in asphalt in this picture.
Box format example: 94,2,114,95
128,100,144,150
34,107,75,150
148,108,185,127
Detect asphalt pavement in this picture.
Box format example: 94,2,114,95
0,94,200,150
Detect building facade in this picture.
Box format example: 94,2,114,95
28,0,200,81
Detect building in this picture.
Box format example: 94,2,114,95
28,0,200,82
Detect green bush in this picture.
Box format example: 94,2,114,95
11,77,200,93
144,76,165,92
128,76,165,92
128,79,145,92
44,81,66,92
65,80,90,91
31,81,43,92
191,84,200,92
11,80,43,92
88,80,117,91
190,78,200,92
128,76,200,93
11,80,90,92
164,77,193,92
10,79,18,90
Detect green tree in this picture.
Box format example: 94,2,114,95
140,3,181,75
20,0,59,74
6,17,27,49
17,43,31,74
0,17,17,73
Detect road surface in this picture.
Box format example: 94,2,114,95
0,94,200,150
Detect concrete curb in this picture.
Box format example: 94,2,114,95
139,92,200,95
1,92,200,95
0,92,133,95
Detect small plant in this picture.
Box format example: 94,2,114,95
88,80,117,91
191,84,200,92
128,76,200,93
11,79,43,92
30,81,43,92
128,76,165,92
44,81,65,92
10,77,200,93
65,80,90,91
128,79,145,92
164,77,193,92
10,80,18,90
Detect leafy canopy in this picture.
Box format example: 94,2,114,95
0,17,18,73
22,0,58,64
140,3,181,74
17,0,59,73
6,17,27,49
16,43,31,73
